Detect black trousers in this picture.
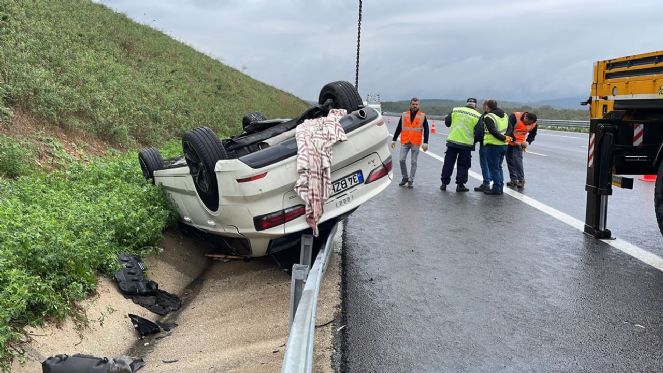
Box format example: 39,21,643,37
440,145,472,185
506,145,524,181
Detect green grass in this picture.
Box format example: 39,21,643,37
0,135,36,178
0,0,311,369
0,151,178,369
0,0,308,145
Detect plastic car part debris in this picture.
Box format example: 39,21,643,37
205,253,246,262
131,289,181,316
114,254,181,315
114,255,158,295
128,314,161,338
41,354,144,373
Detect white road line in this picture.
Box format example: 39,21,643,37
422,148,663,273
538,130,587,140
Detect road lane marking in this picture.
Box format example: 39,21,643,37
538,130,587,139
525,150,547,157
422,149,663,273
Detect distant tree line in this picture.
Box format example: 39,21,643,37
382,99,589,120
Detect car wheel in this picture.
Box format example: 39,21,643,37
242,111,267,130
656,161,663,237
318,81,363,112
182,127,229,211
138,147,164,184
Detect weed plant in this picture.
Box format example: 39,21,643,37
0,151,177,369
0,0,308,146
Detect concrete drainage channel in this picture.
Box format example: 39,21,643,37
14,226,344,372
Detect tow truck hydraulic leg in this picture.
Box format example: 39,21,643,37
584,122,617,239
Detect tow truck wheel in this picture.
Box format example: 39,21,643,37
318,81,363,112
138,147,164,184
656,161,663,237
182,127,229,211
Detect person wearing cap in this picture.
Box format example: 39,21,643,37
439,98,481,192
506,111,538,189
474,99,513,195
390,98,429,189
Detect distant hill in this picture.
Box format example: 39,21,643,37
382,98,589,120
0,0,309,146
528,97,587,110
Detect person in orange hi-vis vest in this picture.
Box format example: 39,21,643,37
390,98,429,189
505,111,537,189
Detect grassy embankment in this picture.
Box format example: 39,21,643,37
0,0,308,369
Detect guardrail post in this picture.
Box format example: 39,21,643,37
300,234,313,268
282,224,339,372
289,264,309,326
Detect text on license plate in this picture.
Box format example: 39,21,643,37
332,171,363,195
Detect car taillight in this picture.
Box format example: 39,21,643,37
253,204,306,231
237,172,268,183
365,157,392,184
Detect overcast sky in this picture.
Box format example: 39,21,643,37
98,0,663,103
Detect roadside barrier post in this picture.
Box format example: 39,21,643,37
283,223,339,372
300,234,313,268
290,264,309,326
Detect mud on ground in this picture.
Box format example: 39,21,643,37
12,227,342,372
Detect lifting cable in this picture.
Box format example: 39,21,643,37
355,0,362,91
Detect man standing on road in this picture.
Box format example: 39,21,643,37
440,98,481,192
476,99,512,195
391,98,429,189
506,111,538,189
473,113,493,192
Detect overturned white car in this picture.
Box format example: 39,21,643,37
139,81,392,257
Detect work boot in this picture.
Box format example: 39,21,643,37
474,184,489,192
440,183,447,191
484,188,503,195
506,180,518,188
398,178,408,187
407,181,414,189
517,179,525,189
456,183,469,192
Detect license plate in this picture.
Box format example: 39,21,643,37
332,171,363,195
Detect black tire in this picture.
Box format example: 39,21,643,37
242,111,267,130
656,161,663,237
318,81,363,112
182,127,229,211
138,147,164,183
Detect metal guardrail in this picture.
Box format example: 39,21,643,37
536,119,589,128
383,112,590,128
282,223,339,373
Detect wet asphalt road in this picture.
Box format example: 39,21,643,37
341,117,663,372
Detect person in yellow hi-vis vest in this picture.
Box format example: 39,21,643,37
390,98,429,189
476,99,513,195
440,98,481,192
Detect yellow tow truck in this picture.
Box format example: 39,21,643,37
584,50,663,238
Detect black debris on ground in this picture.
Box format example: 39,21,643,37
114,254,182,315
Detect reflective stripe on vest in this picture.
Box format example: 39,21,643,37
483,112,508,146
511,111,537,145
448,106,481,146
401,111,426,146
